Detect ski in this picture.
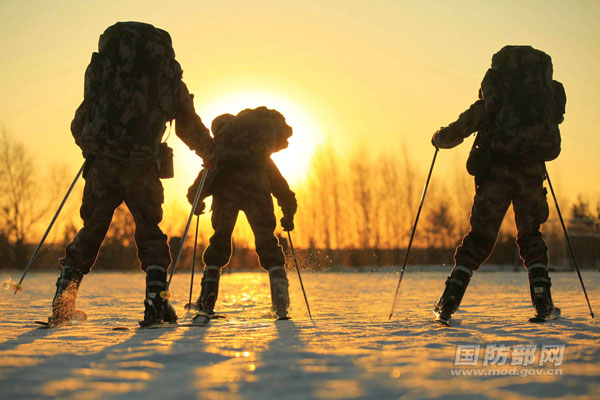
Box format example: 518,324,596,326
191,312,210,325
34,321,55,329
185,303,226,320
112,322,209,331
113,315,210,331
433,308,451,327
33,310,87,329
137,322,180,330
529,307,561,323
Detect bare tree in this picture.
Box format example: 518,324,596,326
0,129,50,269
349,149,374,248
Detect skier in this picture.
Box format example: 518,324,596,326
50,22,214,327
186,107,297,320
431,45,567,325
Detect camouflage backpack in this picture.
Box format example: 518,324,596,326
213,107,293,166
484,45,566,161
77,22,183,161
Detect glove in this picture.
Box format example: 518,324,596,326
187,170,207,215
203,152,217,170
431,129,442,148
280,214,294,232
193,200,206,216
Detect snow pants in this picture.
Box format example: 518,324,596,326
61,156,171,274
203,170,285,270
454,158,550,271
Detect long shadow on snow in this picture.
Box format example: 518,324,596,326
0,325,56,353
111,321,221,400
0,324,215,399
239,320,409,400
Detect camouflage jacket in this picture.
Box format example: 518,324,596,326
187,158,297,216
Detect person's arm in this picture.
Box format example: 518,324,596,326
71,53,102,147
266,159,297,230
432,68,501,149
186,168,207,216
174,82,216,166
552,80,566,124
432,100,486,148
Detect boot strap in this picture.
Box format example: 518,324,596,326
447,277,468,287
57,277,79,286
146,265,166,273
454,265,473,277
271,278,289,285
530,277,551,284
147,281,166,287
269,266,286,274
202,277,220,283
527,263,547,273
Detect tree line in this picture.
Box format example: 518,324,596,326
1,129,599,271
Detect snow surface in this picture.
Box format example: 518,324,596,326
1,270,599,399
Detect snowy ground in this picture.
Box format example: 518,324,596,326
0,270,599,400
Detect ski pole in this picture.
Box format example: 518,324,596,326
13,161,85,294
165,168,208,297
388,147,439,319
287,231,313,320
545,167,594,318
185,214,200,312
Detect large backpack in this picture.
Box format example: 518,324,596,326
485,45,566,161
78,22,183,161
213,107,292,166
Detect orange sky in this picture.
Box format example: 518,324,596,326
1,0,599,224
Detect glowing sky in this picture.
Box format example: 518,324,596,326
1,0,599,209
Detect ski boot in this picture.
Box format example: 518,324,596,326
195,265,221,315
527,263,560,322
433,265,472,326
192,265,221,324
139,265,178,327
269,266,290,320
48,265,84,327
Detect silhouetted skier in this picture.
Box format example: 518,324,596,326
431,45,566,325
187,107,297,320
50,22,214,327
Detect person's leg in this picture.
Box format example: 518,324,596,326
512,163,550,268
436,163,512,323
243,193,289,318
122,162,171,271
454,181,512,271
61,159,122,274
512,162,558,319
53,158,122,324
122,162,176,325
198,194,239,315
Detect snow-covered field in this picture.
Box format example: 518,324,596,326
1,270,599,399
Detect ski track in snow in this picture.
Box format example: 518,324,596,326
0,270,599,399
